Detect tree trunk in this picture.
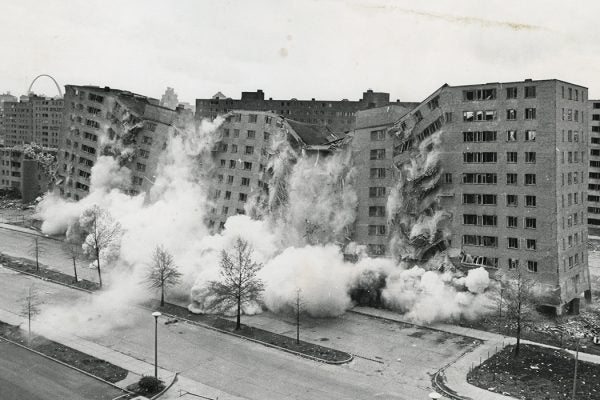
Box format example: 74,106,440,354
35,247,39,272
515,318,521,357
236,294,241,330
95,249,102,288
160,286,165,307
72,258,78,283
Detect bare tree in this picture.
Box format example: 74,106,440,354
499,265,537,357
146,245,182,307
295,288,303,344
62,239,82,283
20,285,42,343
28,237,45,272
207,238,264,330
81,205,122,288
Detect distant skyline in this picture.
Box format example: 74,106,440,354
2,0,600,103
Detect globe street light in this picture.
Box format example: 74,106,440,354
152,311,162,379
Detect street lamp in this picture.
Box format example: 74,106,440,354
152,311,161,380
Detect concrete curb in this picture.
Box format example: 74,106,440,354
139,304,354,365
431,349,476,400
0,334,134,396
0,260,95,294
152,372,179,399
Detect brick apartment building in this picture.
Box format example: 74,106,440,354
196,89,418,133
352,79,591,314
57,85,179,200
1,95,63,147
0,145,55,201
588,99,600,234
0,92,18,146
207,110,340,230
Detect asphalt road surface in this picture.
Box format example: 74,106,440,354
0,339,124,400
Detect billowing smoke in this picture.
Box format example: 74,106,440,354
34,110,494,331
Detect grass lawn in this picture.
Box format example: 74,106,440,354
145,299,353,363
468,344,600,400
0,321,128,383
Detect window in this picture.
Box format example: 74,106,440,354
462,235,498,248
463,89,496,101
427,96,439,110
142,136,152,145
524,130,536,141
263,131,270,141
463,152,497,163
527,261,538,272
224,191,231,200
223,129,230,138
506,173,517,185
525,218,537,229
506,109,517,120
463,214,478,225
370,168,386,179
243,161,252,170
247,130,255,139
525,195,536,207
506,87,518,99
220,159,226,167
525,108,536,120
462,193,497,205
245,146,254,155
370,130,385,141
508,258,519,269
507,152,518,163
241,177,250,186
370,149,386,160
369,187,386,198
368,225,387,236
525,152,536,163
508,237,519,249
526,239,537,250
414,110,423,122
229,160,236,169
227,175,234,184
368,244,386,256
524,86,536,98
222,206,229,215
231,144,238,153
525,174,536,185
482,215,497,226
233,129,240,138
463,111,474,122
507,216,518,228
507,130,517,141
462,173,497,184
369,206,386,217
136,163,146,172
249,114,258,123
463,131,496,142
239,193,248,202
139,149,150,159
507,194,518,206
443,173,452,184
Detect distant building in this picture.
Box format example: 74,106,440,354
0,145,56,201
0,92,17,146
351,79,590,315
160,87,179,110
206,110,340,230
196,89,418,133
588,99,600,234
56,85,180,200
1,94,63,147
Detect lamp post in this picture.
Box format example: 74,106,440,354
152,311,161,380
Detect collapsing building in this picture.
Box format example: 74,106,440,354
351,79,591,315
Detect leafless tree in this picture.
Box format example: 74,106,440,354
20,285,42,343
81,205,122,288
28,237,45,272
207,238,264,330
62,239,82,283
295,288,304,344
499,265,537,357
146,245,182,307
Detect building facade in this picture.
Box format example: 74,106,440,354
1,95,63,147
57,85,179,200
351,79,591,314
196,89,417,133
588,99,600,234
0,92,18,146
0,145,55,201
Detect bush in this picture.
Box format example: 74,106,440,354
138,375,163,394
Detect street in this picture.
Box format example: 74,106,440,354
0,339,124,400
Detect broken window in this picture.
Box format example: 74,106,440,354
506,194,518,207
508,258,519,269
463,111,474,122
524,130,536,141
525,108,536,120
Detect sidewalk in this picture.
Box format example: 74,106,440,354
352,306,600,400
0,222,45,237
0,307,246,400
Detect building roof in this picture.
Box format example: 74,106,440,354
285,119,336,145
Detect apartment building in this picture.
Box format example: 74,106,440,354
0,92,18,146
352,79,590,314
588,99,600,234
1,95,63,147
207,110,340,230
0,145,55,201
57,85,179,200
196,89,418,133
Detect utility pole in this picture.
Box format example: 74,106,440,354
296,288,301,345
572,337,580,400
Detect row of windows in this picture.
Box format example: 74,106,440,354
562,171,584,186
462,108,536,122
216,174,255,187
223,129,271,141
463,152,536,163
218,159,256,171
463,214,536,229
212,190,249,203
462,173,537,185
561,192,583,207
463,235,537,250
462,193,536,207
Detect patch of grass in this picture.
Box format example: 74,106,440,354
145,299,353,363
467,344,600,400
0,320,127,383
0,253,99,291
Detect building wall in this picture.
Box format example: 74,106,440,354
1,96,63,148
588,99,600,234
196,89,417,133
57,85,177,200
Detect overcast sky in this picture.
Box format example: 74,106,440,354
2,0,600,103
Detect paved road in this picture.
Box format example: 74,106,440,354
0,225,98,282
0,267,469,400
0,339,124,400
